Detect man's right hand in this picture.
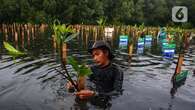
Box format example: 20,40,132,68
75,89,95,99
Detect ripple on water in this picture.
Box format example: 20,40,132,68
0,36,195,110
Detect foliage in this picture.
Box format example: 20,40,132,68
138,23,145,31
3,41,26,59
0,0,195,28
52,19,79,45
67,56,92,77
96,17,106,26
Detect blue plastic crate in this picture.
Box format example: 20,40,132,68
119,35,128,49
137,47,144,54
162,49,175,59
145,35,152,47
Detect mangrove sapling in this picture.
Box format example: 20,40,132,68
3,41,77,88
52,19,79,46
52,20,92,91
55,67,79,91
67,56,92,91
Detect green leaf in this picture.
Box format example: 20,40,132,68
67,56,92,77
97,17,106,26
3,42,26,56
67,56,79,71
52,19,76,45
78,65,92,77
63,32,79,43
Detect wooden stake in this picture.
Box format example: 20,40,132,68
31,25,34,40
62,43,67,65
34,24,38,38
21,27,25,49
11,24,14,38
128,43,134,63
14,31,18,47
27,28,30,47
14,31,18,49
52,35,57,49
95,27,97,41
40,24,45,33
86,31,89,48
5,26,8,41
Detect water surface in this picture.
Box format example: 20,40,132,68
0,32,195,110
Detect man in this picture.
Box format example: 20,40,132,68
67,40,123,99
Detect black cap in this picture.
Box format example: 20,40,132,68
88,41,115,60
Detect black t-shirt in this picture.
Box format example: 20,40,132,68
88,63,123,94
73,63,123,109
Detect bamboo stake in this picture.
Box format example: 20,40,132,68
11,24,14,38
52,35,57,49
14,31,18,48
128,43,133,62
62,43,67,65
2,24,4,35
40,24,45,33
31,25,35,40
34,24,38,38
4,26,8,41
17,24,20,37
21,27,25,49
27,26,30,47
85,29,89,48
95,26,97,42
0,24,3,35
111,27,114,47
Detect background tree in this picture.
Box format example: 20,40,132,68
0,0,194,28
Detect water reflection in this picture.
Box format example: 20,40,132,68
0,28,195,110
167,78,187,110
170,79,187,98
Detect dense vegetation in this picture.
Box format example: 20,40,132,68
0,0,195,28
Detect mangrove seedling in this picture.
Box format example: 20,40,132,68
52,20,90,91
52,19,79,46
67,56,92,90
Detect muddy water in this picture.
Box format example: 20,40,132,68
0,32,195,110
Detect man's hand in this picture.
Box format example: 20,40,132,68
75,90,95,99
66,81,77,92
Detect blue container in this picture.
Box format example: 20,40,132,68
162,42,176,59
145,35,152,47
159,32,167,39
119,35,128,49
137,47,144,54
137,38,144,54
162,48,175,59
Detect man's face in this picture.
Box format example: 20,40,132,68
92,49,109,66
